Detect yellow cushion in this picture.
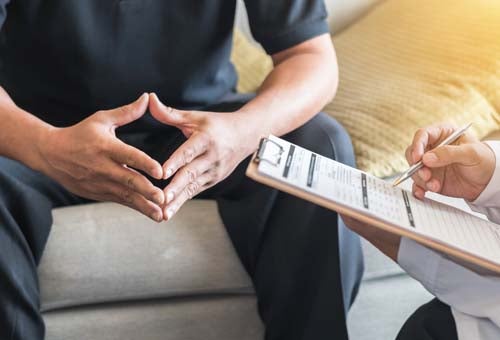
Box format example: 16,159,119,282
232,0,500,177
231,31,273,94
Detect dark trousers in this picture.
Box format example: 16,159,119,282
397,299,459,340
0,96,363,340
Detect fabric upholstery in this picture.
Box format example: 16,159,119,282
38,201,254,312
39,199,433,340
326,0,500,177
232,0,500,177
323,0,382,34
40,201,427,340
44,296,263,340
348,275,433,340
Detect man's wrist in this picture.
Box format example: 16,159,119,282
30,123,57,173
232,109,272,154
14,109,57,174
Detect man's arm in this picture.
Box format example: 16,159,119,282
239,0,336,139
237,34,338,139
0,87,165,220
0,87,53,170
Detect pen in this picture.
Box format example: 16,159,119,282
392,123,473,187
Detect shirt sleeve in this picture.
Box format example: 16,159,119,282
398,141,500,336
243,0,330,55
398,237,500,325
0,0,10,30
467,141,500,224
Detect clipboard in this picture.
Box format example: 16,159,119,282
246,137,500,275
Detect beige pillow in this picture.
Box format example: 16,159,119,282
231,30,273,94
232,0,500,177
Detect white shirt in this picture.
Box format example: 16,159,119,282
398,141,500,340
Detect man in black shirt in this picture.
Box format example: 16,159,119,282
0,1,363,339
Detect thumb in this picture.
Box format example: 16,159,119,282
149,93,193,127
106,93,149,126
422,144,479,168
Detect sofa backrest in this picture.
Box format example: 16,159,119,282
235,0,382,42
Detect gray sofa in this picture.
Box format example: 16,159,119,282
38,1,434,339
40,200,432,340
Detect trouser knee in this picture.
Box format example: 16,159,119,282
285,112,355,167
285,113,363,308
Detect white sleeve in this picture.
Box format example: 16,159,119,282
397,141,500,336
467,141,500,224
398,238,500,325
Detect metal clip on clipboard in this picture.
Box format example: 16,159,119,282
254,137,285,167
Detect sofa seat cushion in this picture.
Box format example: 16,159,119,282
44,296,263,340
38,201,254,312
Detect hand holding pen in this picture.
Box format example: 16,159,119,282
394,123,496,201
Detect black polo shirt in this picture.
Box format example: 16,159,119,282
0,0,329,131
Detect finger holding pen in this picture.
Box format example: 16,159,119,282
401,123,495,201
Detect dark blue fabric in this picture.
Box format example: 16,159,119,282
0,0,8,28
0,95,363,340
397,299,458,340
0,0,328,132
244,0,329,54
0,157,86,340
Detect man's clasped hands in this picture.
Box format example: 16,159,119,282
33,93,257,222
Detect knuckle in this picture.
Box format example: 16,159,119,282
94,110,107,121
81,182,100,196
405,147,412,162
212,168,222,181
126,176,135,190
76,167,94,181
185,181,199,199
73,171,87,181
126,153,136,167
184,168,197,182
415,128,425,137
405,146,411,155
183,148,195,164
442,123,457,130
206,134,216,149
121,189,133,203
199,132,212,148
100,139,114,153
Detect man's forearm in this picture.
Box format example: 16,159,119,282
0,86,52,170
235,34,338,144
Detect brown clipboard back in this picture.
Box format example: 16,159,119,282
246,145,500,276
